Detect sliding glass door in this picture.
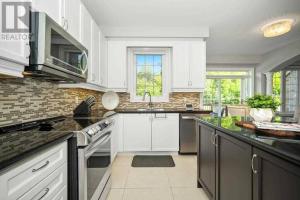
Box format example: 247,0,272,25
203,70,253,113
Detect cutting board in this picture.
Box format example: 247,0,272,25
235,121,297,137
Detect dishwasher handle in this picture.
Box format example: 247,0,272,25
181,115,195,120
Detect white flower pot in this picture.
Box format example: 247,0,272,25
249,108,274,122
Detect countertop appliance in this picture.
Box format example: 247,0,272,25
179,114,197,154
26,12,88,82
74,116,114,200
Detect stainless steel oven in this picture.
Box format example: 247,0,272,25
27,12,88,82
78,130,112,200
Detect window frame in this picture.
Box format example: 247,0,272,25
206,67,255,98
203,67,255,109
128,47,171,102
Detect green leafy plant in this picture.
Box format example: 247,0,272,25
246,94,281,111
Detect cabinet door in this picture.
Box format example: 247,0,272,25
0,1,30,70
65,0,80,39
253,148,300,200
123,114,151,151
107,40,127,90
32,0,65,26
151,113,179,151
216,131,252,200
189,41,206,89
79,3,92,82
99,30,107,87
198,124,216,200
172,42,189,89
0,40,29,72
110,115,119,162
90,20,100,85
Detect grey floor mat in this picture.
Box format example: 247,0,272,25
131,155,175,167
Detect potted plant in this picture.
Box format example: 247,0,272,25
246,94,281,122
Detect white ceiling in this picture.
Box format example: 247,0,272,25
84,0,300,57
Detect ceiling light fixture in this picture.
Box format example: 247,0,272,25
261,19,294,38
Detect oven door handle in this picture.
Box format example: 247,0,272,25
85,133,111,158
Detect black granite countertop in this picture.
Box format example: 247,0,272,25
0,111,114,171
115,108,211,114
0,108,209,171
196,115,300,166
0,123,73,171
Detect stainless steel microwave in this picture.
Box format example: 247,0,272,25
26,12,88,82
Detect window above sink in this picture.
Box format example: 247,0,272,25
128,47,171,102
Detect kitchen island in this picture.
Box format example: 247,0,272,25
195,115,300,200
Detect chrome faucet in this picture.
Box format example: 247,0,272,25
143,91,153,109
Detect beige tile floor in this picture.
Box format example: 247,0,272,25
107,154,209,200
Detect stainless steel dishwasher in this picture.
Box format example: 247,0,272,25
179,114,197,154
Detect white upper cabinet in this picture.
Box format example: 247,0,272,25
32,0,80,40
189,41,206,89
172,40,206,92
172,42,189,89
64,0,80,39
107,40,127,91
99,30,107,87
59,1,107,90
32,0,65,27
80,3,93,83
91,20,100,85
0,39,29,77
0,1,30,77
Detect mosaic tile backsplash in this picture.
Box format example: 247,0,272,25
0,78,103,126
116,92,200,109
0,78,200,126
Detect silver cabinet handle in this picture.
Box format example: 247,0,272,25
154,113,167,118
65,19,69,31
252,154,258,174
211,132,215,145
37,188,49,200
214,134,218,147
62,17,66,29
32,161,49,172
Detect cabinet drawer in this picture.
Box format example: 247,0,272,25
18,163,67,200
53,186,68,200
0,142,67,200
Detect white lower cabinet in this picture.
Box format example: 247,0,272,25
111,114,120,162
18,164,67,200
122,113,179,152
0,141,68,200
151,113,179,151
123,114,152,152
